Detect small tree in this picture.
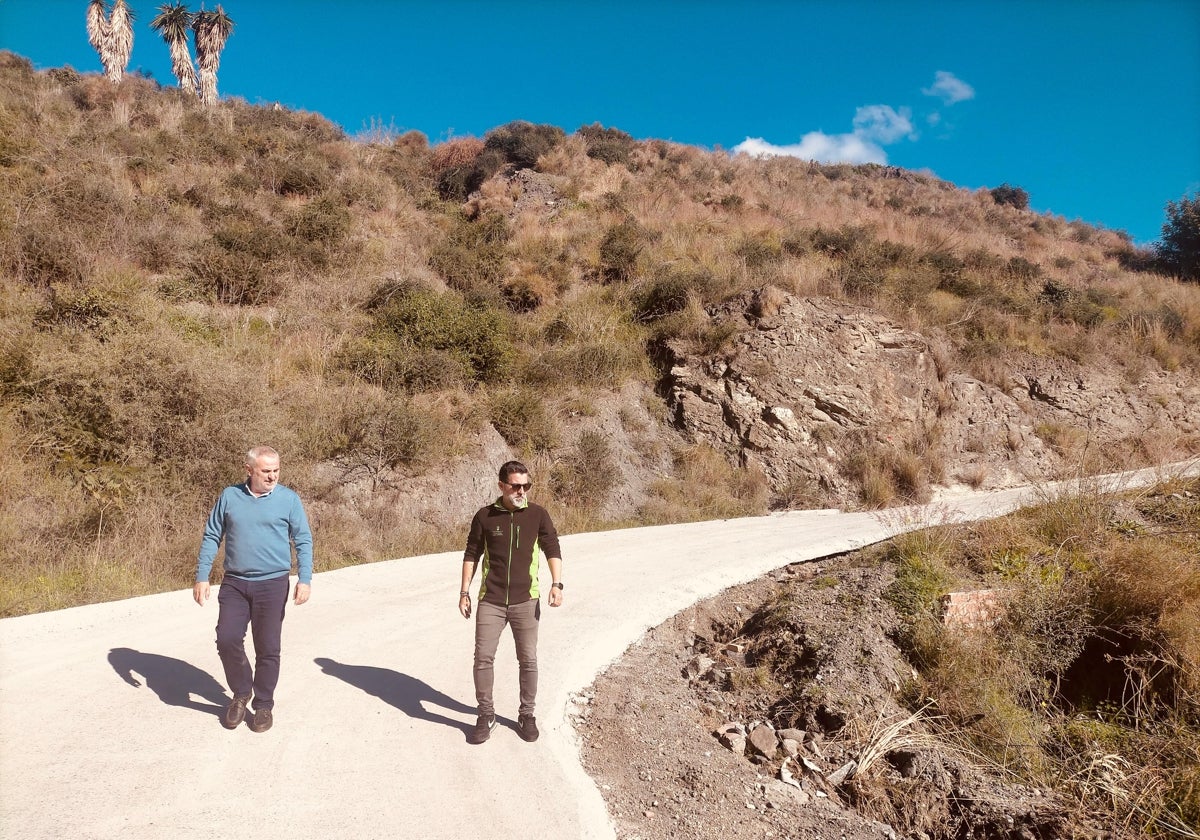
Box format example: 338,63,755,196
192,5,234,106
150,2,198,96
85,0,134,84
990,183,1029,210
1158,192,1200,282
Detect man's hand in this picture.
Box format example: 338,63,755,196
294,582,311,605
459,593,472,619
548,587,563,608
193,582,209,606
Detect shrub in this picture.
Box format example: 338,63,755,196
551,430,616,509
521,342,643,387
285,196,351,247
632,273,692,323
264,154,333,196
483,121,565,170
734,231,783,268
598,220,646,283
576,122,637,166
843,436,933,507
430,136,485,173
187,243,278,305
428,211,511,296
990,183,1030,210
487,388,559,453
639,445,769,524
1005,256,1041,280
1158,192,1200,282
357,281,516,387
328,394,455,487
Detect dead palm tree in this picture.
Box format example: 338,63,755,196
192,6,234,107
85,0,134,84
109,0,134,82
150,3,199,96
85,0,113,78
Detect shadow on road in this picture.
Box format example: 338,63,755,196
314,657,476,734
107,647,226,716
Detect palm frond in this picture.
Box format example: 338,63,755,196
85,0,110,53
150,3,193,43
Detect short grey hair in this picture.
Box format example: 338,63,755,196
246,446,279,466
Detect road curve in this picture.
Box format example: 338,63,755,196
1,463,1194,839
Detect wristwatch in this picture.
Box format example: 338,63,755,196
551,582,564,591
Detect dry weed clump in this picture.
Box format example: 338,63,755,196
884,482,1200,835
843,434,936,508
639,445,769,524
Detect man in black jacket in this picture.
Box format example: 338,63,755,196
459,461,563,744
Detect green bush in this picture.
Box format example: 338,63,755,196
1158,192,1200,282
1005,256,1041,280
357,281,516,387
433,122,565,201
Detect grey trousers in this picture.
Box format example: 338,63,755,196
473,598,540,717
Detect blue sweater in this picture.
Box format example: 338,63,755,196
196,484,313,585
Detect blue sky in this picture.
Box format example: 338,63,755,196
2,0,1197,244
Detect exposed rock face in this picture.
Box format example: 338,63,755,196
665,289,1200,505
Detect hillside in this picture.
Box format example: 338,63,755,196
1,52,1198,837
2,50,1200,616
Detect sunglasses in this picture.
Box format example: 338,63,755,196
502,481,533,492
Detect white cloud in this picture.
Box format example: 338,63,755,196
733,132,887,165
852,105,914,143
733,104,913,165
922,71,975,105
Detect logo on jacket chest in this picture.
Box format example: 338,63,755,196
489,526,504,538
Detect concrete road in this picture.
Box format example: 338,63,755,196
1,464,1193,839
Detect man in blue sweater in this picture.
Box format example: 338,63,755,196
194,446,313,733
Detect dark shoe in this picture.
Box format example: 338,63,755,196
222,695,250,730
517,714,539,742
468,714,496,744
249,707,273,733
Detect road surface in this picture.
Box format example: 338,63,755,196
1,464,1193,839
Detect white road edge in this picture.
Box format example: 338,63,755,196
2,462,1196,839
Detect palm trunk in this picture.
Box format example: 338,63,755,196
168,36,199,96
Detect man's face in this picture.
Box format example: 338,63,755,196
247,454,280,495
498,472,531,510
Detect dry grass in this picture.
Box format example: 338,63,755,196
883,479,1200,835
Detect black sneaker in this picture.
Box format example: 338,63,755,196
468,714,496,744
222,695,250,730
517,714,539,742
249,707,273,733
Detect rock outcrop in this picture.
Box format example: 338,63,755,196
665,288,1200,505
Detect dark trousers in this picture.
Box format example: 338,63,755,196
215,575,289,711
473,598,540,718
